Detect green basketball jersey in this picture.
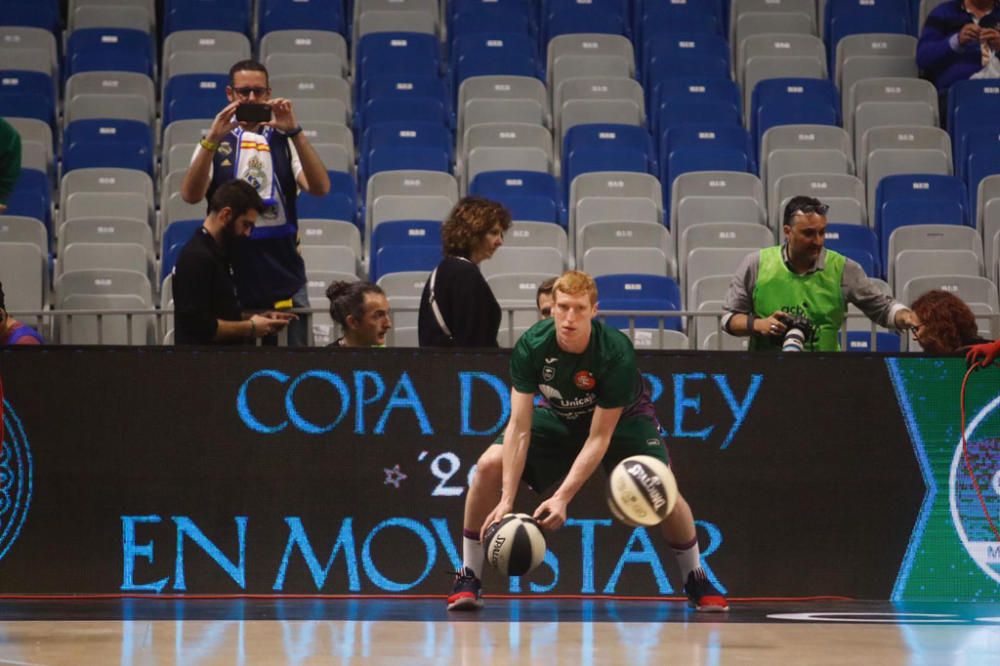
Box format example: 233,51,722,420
510,318,655,426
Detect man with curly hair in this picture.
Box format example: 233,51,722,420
418,196,511,347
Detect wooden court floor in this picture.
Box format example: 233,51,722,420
0,599,995,665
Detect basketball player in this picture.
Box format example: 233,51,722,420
448,271,728,612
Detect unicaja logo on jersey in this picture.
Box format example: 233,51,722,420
0,399,32,562
949,395,1000,584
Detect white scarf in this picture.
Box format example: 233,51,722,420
232,126,287,228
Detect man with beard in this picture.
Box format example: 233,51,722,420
722,196,916,351
173,179,295,345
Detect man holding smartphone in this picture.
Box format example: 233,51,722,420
180,59,331,345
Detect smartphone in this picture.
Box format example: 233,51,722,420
235,103,272,123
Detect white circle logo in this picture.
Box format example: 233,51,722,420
949,395,1000,585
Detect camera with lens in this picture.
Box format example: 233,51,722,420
776,313,815,352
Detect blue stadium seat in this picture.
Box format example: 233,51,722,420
825,0,910,65
845,331,901,352
650,76,741,137
297,171,359,228
948,80,1000,182
164,0,250,36
65,28,154,78
451,33,540,92
0,70,56,130
595,273,682,330
372,244,442,282
948,79,1000,142
965,131,1000,218
162,74,229,127
359,122,453,186
562,124,656,199
356,33,441,106
161,220,202,284
824,223,881,279
875,174,968,272
3,168,51,237
359,76,451,131
544,0,628,41
469,171,566,228
0,0,60,34
449,1,536,43
637,5,722,77
370,220,442,283
661,124,755,181
258,0,345,37
750,78,840,160
655,99,742,139
643,33,729,95
62,119,154,176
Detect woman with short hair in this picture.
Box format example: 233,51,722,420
418,196,511,347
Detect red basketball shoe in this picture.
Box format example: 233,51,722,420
684,570,729,612
447,567,483,611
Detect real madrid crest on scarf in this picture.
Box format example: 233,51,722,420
232,126,286,228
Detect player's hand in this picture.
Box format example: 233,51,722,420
249,314,291,337
959,23,981,46
480,500,513,541
266,98,299,133
980,28,1000,51
207,100,240,143
966,340,1000,368
533,496,568,531
759,311,789,338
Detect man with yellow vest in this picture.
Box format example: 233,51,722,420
722,196,917,351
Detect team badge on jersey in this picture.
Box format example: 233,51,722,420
542,366,555,381
217,141,233,156
574,371,596,391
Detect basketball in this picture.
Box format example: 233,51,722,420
607,455,679,527
483,513,547,577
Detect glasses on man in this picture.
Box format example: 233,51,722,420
792,203,830,217
232,86,270,98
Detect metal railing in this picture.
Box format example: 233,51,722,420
8,306,997,350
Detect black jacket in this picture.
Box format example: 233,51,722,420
418,256,501,348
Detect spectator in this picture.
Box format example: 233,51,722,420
179,59,330,346
917,0,1000,117
173,180,296,345
909,289,991,352
722,196,917,350
0,118,22,213
418,197,511,347
536,277,556,319
326,280,392,347
0,282,43,345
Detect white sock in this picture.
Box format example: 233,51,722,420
671,536,701,582
462,530,483,578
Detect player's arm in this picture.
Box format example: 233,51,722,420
480,389,535,539
534,405,624,531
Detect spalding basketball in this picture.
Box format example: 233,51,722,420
483,513,546,576
607,455,679,527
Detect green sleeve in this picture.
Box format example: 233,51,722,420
0,120,22,204
596,344,638,409
509,334,538,394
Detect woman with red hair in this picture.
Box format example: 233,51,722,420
910,290,990,353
